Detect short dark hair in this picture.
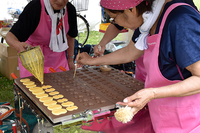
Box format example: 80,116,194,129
103,0,155,16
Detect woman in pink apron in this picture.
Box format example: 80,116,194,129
81,10,149,133
78,0,200,132
6,0,77,78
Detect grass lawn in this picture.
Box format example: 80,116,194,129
194,0,200,10
0,73,14,106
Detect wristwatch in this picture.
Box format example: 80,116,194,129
68,55,75,59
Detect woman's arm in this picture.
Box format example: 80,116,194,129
152,60,200,98
94,24,121,56
5,32,32,52
118,60,200,114
77,39,144,66
66,34,75,70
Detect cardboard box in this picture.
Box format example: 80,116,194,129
0,43,18,57
0,54,20,80
0,27,11,39
0,43,19,80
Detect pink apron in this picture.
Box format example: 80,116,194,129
135,55,146,82
81,107,154,133
144,3,200,133
19,0,69,78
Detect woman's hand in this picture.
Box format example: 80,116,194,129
17,42,33,53
117,88,155,115
76,52,93,67
93,44,106,57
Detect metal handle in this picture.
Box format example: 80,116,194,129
62,110,93,125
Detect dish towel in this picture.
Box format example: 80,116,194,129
135,0,165,50
44,0,68,52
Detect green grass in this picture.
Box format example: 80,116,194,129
76,31,100,45
0,73,14,107
77,30,122,46
54,123,97,133
194,0,200,10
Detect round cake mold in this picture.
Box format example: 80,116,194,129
53,80,58,83
57,80,62,82
84,103,94,106
90,93,95,96
92,76,101,79
88,74,96,77
69,89,74,91
96,87,103,90
101,90,108,93
74,95,79,99
78,95,83,98
95,97,100,100
84,71,93,74
81,69,89,72
61,85,70,89
96,79,106,82
79,99,83,102
73,92,79,95
116,79,122,82
83,99,89,102
91,84,99,87
120,82,126,85
87,81,96,84
82,78,91,81
107,84,115,88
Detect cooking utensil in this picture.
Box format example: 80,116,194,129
73,49,80,78
18,46,44,84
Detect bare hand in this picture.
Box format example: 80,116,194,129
116,88,155,115
93,44,106,57
76,52,93,67
17,42,33,53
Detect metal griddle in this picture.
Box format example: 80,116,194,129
14,66,144,125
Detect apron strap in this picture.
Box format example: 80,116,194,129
158,3,196,35
158,3,199,80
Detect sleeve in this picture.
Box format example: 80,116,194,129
113,24,124,31
10,0,41,42
67,2,78,38
170,6,200,69
131,28,141,43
